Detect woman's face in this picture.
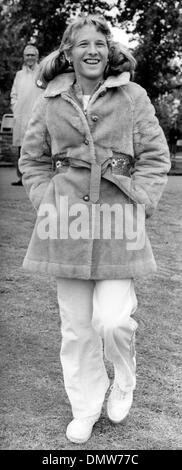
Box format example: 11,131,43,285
68,25,109,83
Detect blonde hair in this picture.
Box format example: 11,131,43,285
38,14,136,85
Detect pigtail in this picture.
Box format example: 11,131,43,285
106,42,136,80
36,49,71,87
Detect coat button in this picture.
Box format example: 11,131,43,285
83,195,90,201
92,115,98,122
84,138,89,145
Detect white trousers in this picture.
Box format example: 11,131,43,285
57,278,138,418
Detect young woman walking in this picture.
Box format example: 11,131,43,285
19,15,170,444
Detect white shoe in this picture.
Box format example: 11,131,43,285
66,412,100,443
107,383,133,423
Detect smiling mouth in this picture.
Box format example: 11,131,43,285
83,59,100,65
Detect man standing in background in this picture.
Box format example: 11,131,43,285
10,44,40,185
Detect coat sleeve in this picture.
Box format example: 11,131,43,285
19,95,52,211
10,73,19,113
131,84,171,216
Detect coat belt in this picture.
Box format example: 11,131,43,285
53,155,133,203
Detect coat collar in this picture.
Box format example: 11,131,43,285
44,71,130,98
22,64,39,74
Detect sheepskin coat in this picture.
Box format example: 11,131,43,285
19,71,170,279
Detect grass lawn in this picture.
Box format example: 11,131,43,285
0,168,182,450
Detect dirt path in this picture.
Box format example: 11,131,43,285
0,168,182,450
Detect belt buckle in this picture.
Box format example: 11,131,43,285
54,157,69,172
111,154,132,176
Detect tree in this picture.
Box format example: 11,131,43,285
2,0,69,57
116,0,182,99
0,0,69,115
0,1,25,114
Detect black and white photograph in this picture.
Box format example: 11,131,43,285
0,0,181,461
